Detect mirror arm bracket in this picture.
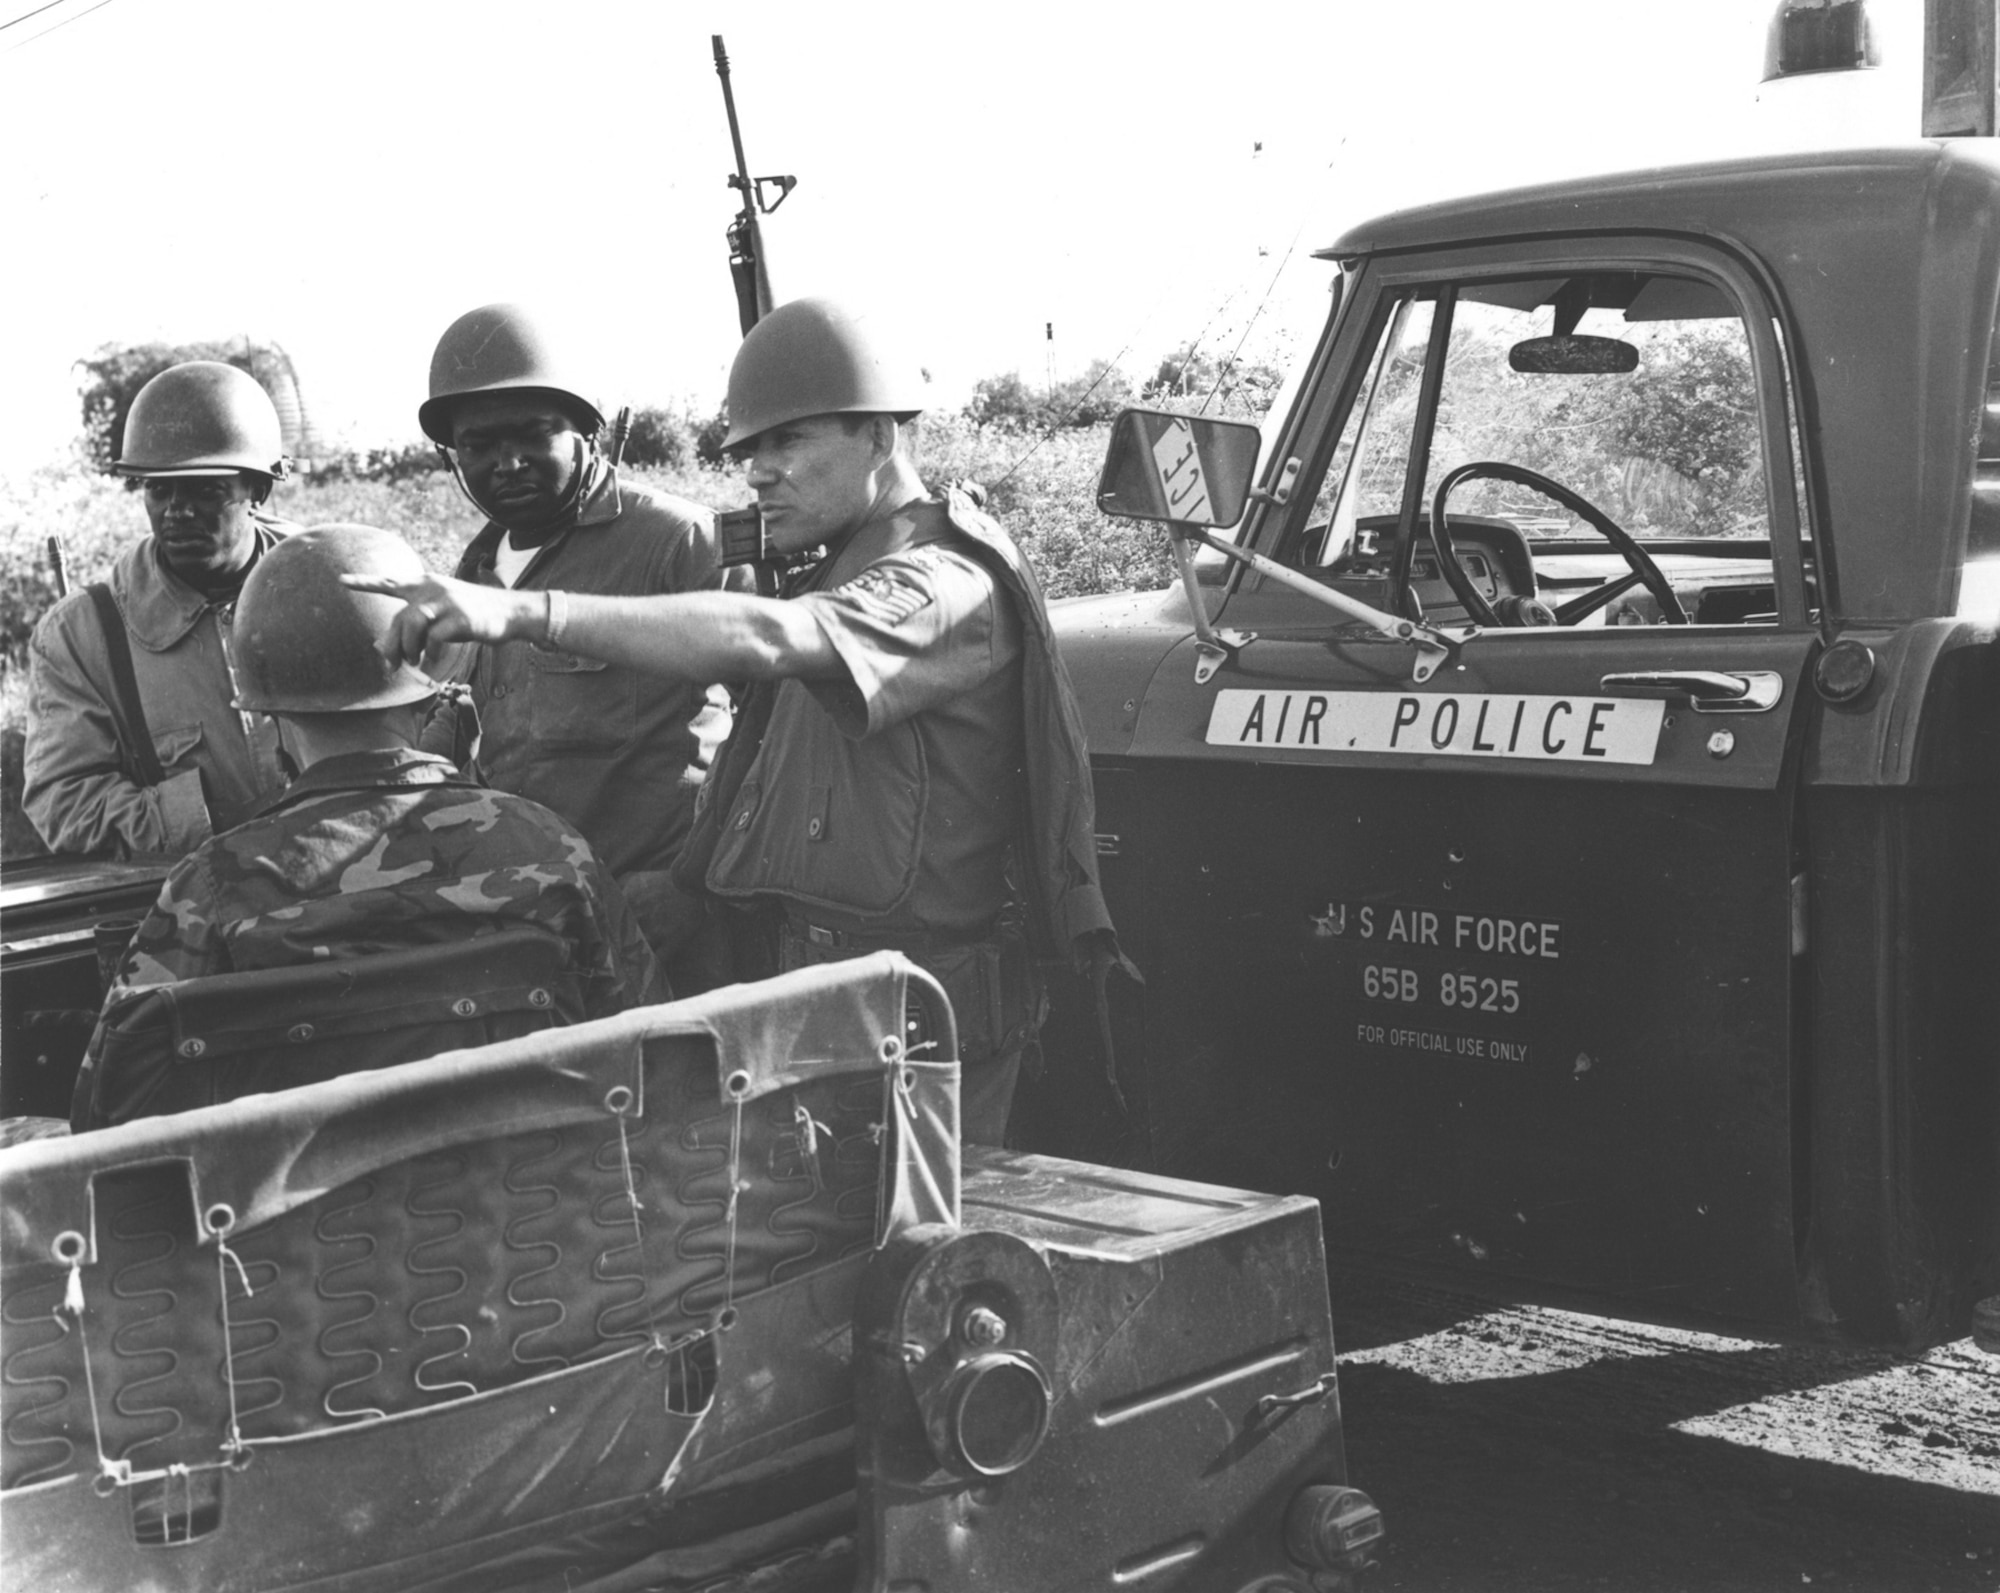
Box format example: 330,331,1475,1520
1167,526,1255,684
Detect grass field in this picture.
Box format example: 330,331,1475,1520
0,418,1168,858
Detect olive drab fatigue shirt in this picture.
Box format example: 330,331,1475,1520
448,470,732,880
24,525,294,858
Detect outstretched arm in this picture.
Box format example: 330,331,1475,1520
342,571,843,683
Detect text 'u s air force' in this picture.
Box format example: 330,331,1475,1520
1205,689,1665,765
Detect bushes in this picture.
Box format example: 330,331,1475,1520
968,361,1138,432
919,415,1173,598
613,404,733,472
1142,343,1285,420
0,458,135,661
966,344,1285,433
311,440,449,485
617,407,690,471
272,474,488,572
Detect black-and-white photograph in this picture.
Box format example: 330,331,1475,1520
1,3,1994,1589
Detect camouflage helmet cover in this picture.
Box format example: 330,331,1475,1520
232,525,439,713
418,303,606,446
722,297,927,449
116,361,288,479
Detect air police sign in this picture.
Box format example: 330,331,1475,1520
1206,689,1664,764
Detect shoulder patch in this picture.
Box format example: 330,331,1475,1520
835,564,936,628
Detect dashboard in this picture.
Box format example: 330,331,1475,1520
1306,514,1779,626
1315,513,1537,620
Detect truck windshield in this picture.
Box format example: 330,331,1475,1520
1312,277,1769,550
1287,267,1790,629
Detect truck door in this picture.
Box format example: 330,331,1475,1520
1114,239,1823,1327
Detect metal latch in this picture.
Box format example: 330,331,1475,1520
1598,670,1784,712
1255,1371,1340,1418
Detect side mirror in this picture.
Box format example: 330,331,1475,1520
1096,409,1263,528
1508,335,1639,375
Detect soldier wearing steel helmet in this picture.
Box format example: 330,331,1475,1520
75,524,662,1129
24,361,300,858
353,299,1131,1145
418,304,738,992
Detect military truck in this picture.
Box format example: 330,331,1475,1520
1025,142,2000,1352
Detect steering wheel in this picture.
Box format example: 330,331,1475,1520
1429,461,1689,627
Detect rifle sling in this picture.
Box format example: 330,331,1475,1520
86,582,166,788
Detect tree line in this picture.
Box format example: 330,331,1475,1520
73,339,1288,483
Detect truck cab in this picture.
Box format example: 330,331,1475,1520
1033,143,2000,1348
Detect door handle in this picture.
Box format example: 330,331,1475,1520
1598,670,1784,712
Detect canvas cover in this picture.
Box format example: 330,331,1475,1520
0,952,959,1592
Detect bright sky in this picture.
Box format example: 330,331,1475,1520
0,0,1927,477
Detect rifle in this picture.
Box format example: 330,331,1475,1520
713,35,795,336
47,534,69,599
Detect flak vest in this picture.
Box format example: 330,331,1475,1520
676,487,1124,972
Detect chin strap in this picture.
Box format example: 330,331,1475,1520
435,441,474,513
565,433,606,515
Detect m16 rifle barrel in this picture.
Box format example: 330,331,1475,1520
713,36,754,198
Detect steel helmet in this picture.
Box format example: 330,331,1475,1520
722,298,928,449
418,303,606,446
232,525,439,713
116,361,288,479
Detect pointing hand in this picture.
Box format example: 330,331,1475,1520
340,571,540,667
